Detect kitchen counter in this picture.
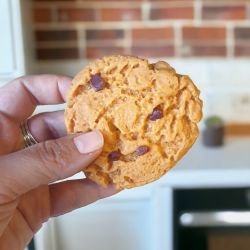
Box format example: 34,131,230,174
176,136,250,170
111,136,250,200
36,136,250,250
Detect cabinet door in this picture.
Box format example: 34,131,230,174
53,200,153,250
0,0,14,75
35,187,173,250
0,0,24,84
36,199,154,250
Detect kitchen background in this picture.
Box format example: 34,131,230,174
1,0,250,250
28,0,250,127
32,0,250,60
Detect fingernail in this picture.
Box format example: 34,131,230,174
74,131,104,154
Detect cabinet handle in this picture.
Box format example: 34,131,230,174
180,211,250,227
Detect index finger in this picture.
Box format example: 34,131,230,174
0,75,72,123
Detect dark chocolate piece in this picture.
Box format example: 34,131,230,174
108,150,121,161
89,73,105,91
149,107,163,121
135,146,149,156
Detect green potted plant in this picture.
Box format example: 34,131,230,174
202,115,224,147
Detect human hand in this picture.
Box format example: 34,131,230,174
0,75,117,250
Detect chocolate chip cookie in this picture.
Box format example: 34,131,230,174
65,55,203,189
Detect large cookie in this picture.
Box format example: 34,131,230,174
65,55,202,189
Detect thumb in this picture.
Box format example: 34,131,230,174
0,131,103,203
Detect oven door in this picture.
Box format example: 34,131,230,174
173,188,250,250
179,211,250,250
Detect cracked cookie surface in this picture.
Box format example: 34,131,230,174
65,55,203,189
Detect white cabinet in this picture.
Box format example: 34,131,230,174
0,0,25,85
54,200,152,250
0,0,14,75
35,186,173,250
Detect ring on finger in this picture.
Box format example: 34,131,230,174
20,120,38,148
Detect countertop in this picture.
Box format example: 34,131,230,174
174,136,250,170
110,136,250,200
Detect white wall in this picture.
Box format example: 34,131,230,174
31,58,250,123
0,0,25,85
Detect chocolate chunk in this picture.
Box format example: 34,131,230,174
135,146,149,156
149,107,163,121
108,150,121,161
89,73,105,91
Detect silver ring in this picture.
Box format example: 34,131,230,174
20,120,38,148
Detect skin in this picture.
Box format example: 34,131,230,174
0,75,118,250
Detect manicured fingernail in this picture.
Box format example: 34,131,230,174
74,131,104,154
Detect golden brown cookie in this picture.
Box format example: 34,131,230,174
65,55,202,189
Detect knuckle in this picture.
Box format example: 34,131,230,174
0,157,20,203
36,140,71,179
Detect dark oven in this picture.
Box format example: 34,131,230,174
173,188,250,250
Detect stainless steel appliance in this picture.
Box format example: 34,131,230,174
174,188,250,250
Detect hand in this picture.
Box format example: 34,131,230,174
0,75,117,250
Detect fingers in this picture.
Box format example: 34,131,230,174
0,75,72,123
0,131,104,203
28,111,67,142
0,111,66,155
0,112,23,154
49,179,118,217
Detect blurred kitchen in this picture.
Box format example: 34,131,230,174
1,0,250,250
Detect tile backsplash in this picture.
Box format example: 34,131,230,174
31,0,250,60
28,0,250,124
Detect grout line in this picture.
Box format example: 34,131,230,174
226,23,235,58
32,1,192,9
233,22,250,27
33,20,250,30
77,28,86,59
125,28,132,55
246,3,250,20
33,2,142,9
174,22,182,58
142,2,151,21
194,0,202,25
